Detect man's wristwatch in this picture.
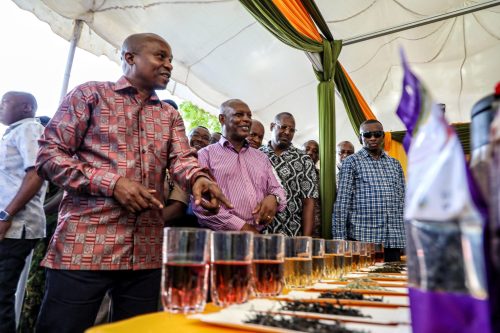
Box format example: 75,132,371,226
0,210,12,222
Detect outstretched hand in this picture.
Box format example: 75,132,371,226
113,177,164,214
192,177,232,214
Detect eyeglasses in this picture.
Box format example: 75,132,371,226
274,123,297,134
360,131,384,138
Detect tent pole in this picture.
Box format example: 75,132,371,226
344,0,500,46
60,19,83,102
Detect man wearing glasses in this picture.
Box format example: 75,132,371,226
261,112,319,237
332,119,405,262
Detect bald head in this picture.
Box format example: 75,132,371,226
0,91,38,126
219,99,248,116
247,119,265,149
121,33,168,60
120,33,173,93
303,140,319,164
336,141,355,167
219,99,252,145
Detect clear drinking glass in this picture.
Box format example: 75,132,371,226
284,236,313,288
360,242,368,268
374,243,384,263
312,239,325,282
351,241,361,271
252,234,285,297
344,241,353,274
324,240,345,279
162,227,211,313
211,231,254,307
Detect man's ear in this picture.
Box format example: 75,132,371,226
270,122,275,132
359,135,363,145
123,51,135,65
218,114,225,126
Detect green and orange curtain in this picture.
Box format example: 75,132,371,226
240,0,340,238
240,0,471,238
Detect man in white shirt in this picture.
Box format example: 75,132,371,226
0,91,47,333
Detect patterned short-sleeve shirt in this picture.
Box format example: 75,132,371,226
260,143,319,236
332,148,406,248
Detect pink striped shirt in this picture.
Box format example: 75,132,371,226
193,137,286,231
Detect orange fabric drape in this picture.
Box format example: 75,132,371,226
272,0,407,173
341,64,376,120
272,0,322,42
384,137,408,177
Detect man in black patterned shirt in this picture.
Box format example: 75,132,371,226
260,113,319,236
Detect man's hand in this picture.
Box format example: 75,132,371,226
252,195,277,225
192,177,232,214
113,178,164,214
0,221,12,241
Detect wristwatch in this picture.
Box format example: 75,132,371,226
0,210,12,222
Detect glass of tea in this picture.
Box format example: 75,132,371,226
312,238,325,282
374,243,384,263
284,236,313,288
359,242,368,268
351,241,361,271
161,227,211,313
343,241,353,274
324,240,344,279
252,234,285,297
211,231,254,307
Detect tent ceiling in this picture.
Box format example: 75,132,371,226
12,0,500,146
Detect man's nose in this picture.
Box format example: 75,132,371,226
164,59,173,71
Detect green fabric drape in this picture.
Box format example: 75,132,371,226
239,0,341,238
391,123,471,154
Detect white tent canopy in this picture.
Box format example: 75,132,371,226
12,0,500,146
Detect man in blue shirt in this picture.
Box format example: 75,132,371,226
332,119,405,262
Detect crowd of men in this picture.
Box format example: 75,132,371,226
0,33,405,332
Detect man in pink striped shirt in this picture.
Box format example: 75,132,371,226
193,99,287,232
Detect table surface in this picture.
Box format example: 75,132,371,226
86,304,244,333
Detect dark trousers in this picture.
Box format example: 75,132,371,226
384,248,402,262
36,268,161,333
0,237,38,333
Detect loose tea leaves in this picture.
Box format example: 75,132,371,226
319,291,383,302
344,278,387,290
280,300,370,317
245,313,366,333
370,263,406,274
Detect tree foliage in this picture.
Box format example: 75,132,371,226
179,101,221,133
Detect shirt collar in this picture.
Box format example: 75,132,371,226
360,147,388,159
114,76,160,103
7,117,37,129
219,136,249,151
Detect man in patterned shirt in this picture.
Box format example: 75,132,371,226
261,112,319,236
0,92,47,333
332,119,405,262
35,33,230,332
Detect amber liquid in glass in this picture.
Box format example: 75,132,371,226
312,256,325,281
162,262,208,313
375,251,384,263
252,259,284,296
284,257,312,288
211,261,252,307
344,255,353,273
352,254,360,271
